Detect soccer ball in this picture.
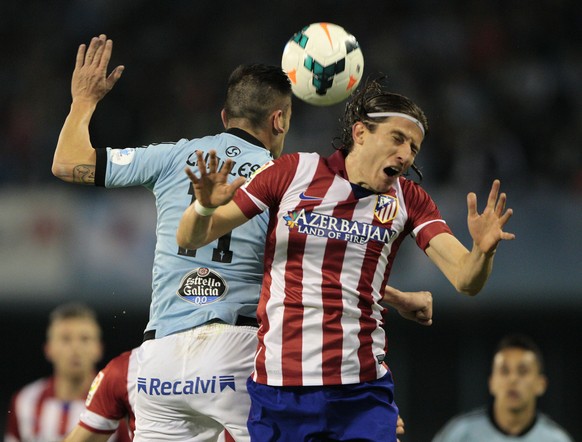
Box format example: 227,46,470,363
281,23,364,106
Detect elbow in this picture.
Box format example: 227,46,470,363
51,159,74,183
455,283,483,297
176,233,191,250
176,231,201,251
458,288,480,297
51,162,68,182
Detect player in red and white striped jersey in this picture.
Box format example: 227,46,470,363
63,346,236,442
4,303,129,442
178,78,514,441
63,349,137,442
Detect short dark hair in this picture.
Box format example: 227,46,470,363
223,64,292,130
337,77,428,154
47,302,100,337
494,333,545,374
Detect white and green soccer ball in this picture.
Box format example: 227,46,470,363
282,22,364,106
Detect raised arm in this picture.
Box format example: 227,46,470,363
52,34,124,184
177,150,250,249
426,179,514,295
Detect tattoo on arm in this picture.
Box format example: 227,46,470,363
72,165,95,184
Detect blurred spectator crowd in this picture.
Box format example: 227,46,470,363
1,0,581,195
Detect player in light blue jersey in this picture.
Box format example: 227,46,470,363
52,33,293,442
53,34,436,441
432,334,573,442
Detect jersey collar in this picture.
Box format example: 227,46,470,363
226,128,266,150
488,404,538,437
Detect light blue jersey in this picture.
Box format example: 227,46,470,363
432,407,573,442
95,128,271,338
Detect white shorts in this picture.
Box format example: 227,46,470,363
134,323,258,442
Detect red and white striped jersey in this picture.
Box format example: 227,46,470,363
233,151,451,387
79,349,137,439
4,375,130,442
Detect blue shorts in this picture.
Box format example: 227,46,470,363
247,371,399,442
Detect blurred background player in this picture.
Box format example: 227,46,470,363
63,347,138,442
432,333,573,442
4,303,129,442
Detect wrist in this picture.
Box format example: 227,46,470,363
193,200,216,216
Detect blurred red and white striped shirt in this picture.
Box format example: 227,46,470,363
5,374,130,442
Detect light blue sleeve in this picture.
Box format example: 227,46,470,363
103,139,188,189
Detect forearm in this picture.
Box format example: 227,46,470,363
454,245,495,295
382,285,433,326
176,204,215,250
382,285,408,308
52,100,97,183
63,424,111,442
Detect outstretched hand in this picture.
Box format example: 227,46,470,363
467,179,515,255
71,34,124,104
185,150,246,208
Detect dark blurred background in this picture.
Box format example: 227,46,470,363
1,0,581,440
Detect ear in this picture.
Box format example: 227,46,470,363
44,342,53,363
352,121,366,146
95,341,104,363
272,110,285,135
488,375,494,395
535,374,548,397
220,109,228,129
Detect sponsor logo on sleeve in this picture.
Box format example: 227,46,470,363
110,148,136,165
85,371,105,406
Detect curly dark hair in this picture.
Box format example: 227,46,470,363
336,77,429,180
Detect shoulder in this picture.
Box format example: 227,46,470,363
104,350,133,371
433,408,490,441
535,413,575,441
14,377,50,397
445,407,489,426
398,177,433,200
274,152,322,172
10,377,52,410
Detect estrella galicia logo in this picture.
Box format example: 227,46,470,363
137,375,236,396
225,145,241,157
177,268,228,305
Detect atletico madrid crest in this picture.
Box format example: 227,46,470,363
375,194,398,223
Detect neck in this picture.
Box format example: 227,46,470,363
344,151,365,187
53,373,93,401
226,122,270,151
493,402,536,436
